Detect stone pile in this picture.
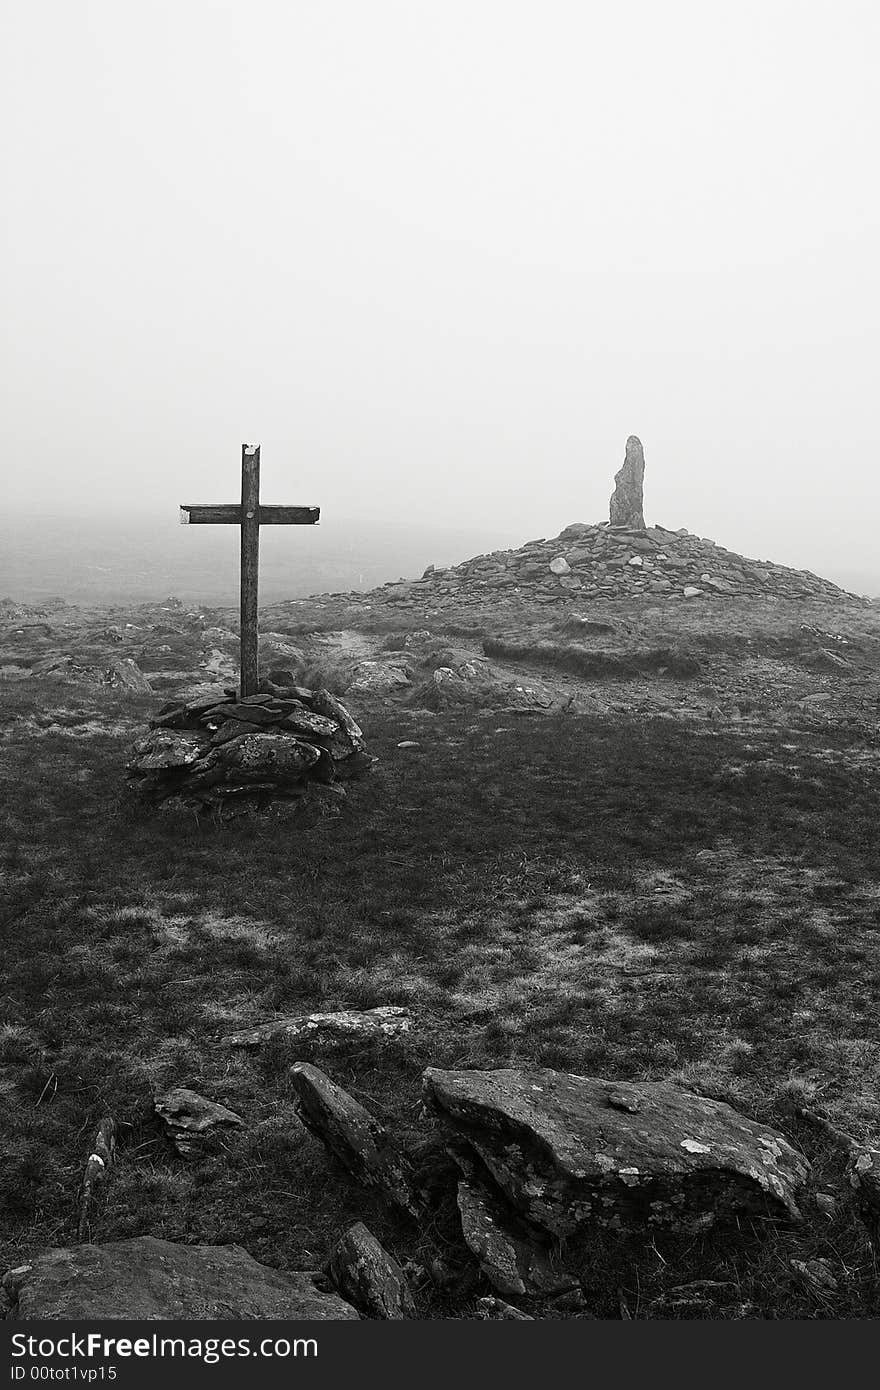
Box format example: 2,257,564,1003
360,521,861,612
126,682,371,809
334,436,864,612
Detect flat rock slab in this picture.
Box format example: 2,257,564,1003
281,710,340,738
3,1237,357,1320
328,1222,415,1319
127,730,205,772
456,1179,569,1298
224,1005,412,1049
424,1069,809,1235
289,1063,423,1217
211,732,321,780
153,1088,244,1157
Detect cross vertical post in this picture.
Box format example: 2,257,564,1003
240,443,261,698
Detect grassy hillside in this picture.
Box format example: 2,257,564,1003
2,668,879,1317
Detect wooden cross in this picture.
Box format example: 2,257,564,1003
180,443,320,697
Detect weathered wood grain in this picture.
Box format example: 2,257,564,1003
180,504,319,525
240,445,260,698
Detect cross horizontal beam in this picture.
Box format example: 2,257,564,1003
180,504,320,525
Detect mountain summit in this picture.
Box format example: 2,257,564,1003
354,439,863,614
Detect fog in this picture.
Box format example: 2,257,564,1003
2,2,878,595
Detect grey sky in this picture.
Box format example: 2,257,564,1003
2,1,878,584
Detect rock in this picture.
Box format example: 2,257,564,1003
204,702,283,725
169,684,230,710
420,663,554,713
265,667,297,688
211,732,321,781
260,634,305,665
201,648,238,681
424,1068,809,1235
847,1146,880,1242
2,1237,357,1320
456,1178,568,1297
328,1223,416,1319
548,556,571,576
311,688,367,761
104,658,153,694
476,1295,534,1320
210,719,266,746
349,660,412,695
153,1087,244,1157
127,730,205,772
201,626,237,646
289,1063,423,1217
683,586,704,599
224,1005,413,1049
280,709,340,739
609,436,646,529
627,555,643,567
790,1258,838,1293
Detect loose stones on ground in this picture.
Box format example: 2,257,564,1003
223,1005,412,1049
281,1061,814,1315
153,1087,243,1158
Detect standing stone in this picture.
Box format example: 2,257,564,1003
609,436,646,529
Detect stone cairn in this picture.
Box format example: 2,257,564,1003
126,680,371,809
339,434,863,611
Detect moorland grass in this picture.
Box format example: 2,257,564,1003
1,679,879,1316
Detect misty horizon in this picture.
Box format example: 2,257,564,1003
1,496,876,608
2,1,878,604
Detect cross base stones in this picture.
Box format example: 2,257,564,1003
126,682,371,809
